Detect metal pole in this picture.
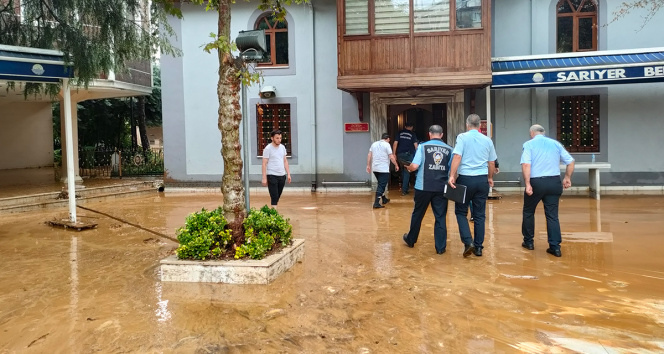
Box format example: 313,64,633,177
242,80,250,211
63,79,77,223
486,85,494,196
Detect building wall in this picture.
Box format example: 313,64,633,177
490,0,664,185
162,0,370,185
0,102,53,169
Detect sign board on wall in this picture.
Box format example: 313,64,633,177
344,123,369,132
480,120,488,135
492,65,664,89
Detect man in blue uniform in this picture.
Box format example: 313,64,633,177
521,124,575,257
448,114,498,258
393,122,418,195
402,125,453,254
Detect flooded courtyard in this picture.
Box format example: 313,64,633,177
0,190,663,353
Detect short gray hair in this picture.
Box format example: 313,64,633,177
466,114,481,127
530,124,545,134
429,125,443,135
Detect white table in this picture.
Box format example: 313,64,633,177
561,162,611,200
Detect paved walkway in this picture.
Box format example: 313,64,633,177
0,190,663,352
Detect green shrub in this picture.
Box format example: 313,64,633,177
175,205,293,261
175,207,232,260
235,205,293,260
234,227,275,260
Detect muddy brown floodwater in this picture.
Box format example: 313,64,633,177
1,191,663,353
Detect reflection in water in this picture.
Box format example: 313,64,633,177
69,236,79,349
373,242,393,277
154,282,171,323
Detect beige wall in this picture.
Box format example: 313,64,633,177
0,102,54,169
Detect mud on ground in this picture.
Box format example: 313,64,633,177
1,192,663,353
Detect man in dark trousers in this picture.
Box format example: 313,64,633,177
262,129,291,209
392,122,418,195
448,114,497,258
402,125,453,254
521,124,575,257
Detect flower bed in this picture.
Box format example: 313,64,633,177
175,205,293,260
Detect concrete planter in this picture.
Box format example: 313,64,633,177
160,239,304,284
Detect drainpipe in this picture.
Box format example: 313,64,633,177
530,0,536,126
309,2,318,192
486,86,492,139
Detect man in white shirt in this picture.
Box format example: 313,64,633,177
367,133,399,209
520,124,575,257
262,130,291,208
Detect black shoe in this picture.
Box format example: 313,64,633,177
436,248,446,254
373,204,384,209
463,244,475,258
546,248,562,257
473,247,482,257
522,242,534,250
403,234,414,248
382,196,390,204
401,191,408,196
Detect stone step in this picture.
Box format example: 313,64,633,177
0,181,159,214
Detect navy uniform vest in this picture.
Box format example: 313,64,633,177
420,139,453,192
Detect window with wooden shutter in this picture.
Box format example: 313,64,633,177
257,104,292,156
557,95,600,152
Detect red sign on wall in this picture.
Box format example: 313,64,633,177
480,120,488,135
344,122,369,132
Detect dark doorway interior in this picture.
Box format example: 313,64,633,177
386,103,448,189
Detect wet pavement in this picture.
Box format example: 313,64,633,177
1,190,663,353
0,167,156,199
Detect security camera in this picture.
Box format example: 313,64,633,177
259,86,276,99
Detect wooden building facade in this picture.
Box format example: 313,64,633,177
337,0,492,92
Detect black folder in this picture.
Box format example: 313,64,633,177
444,183,467,204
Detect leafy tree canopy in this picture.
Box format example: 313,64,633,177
0,0,181,95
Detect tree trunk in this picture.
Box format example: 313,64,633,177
137,96,150,152
217,2,246,243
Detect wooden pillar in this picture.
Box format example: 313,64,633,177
369,93,387,143
446,91,465,146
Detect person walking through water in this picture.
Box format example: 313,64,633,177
262,129,291,209
401,125,453,254
367,133,399,209
393,121,418,195
448,114,498,258
520,124,575,257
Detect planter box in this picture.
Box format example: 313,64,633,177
160,239,304,284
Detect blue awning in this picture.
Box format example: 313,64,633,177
0,44,73,83
491,48,664,89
